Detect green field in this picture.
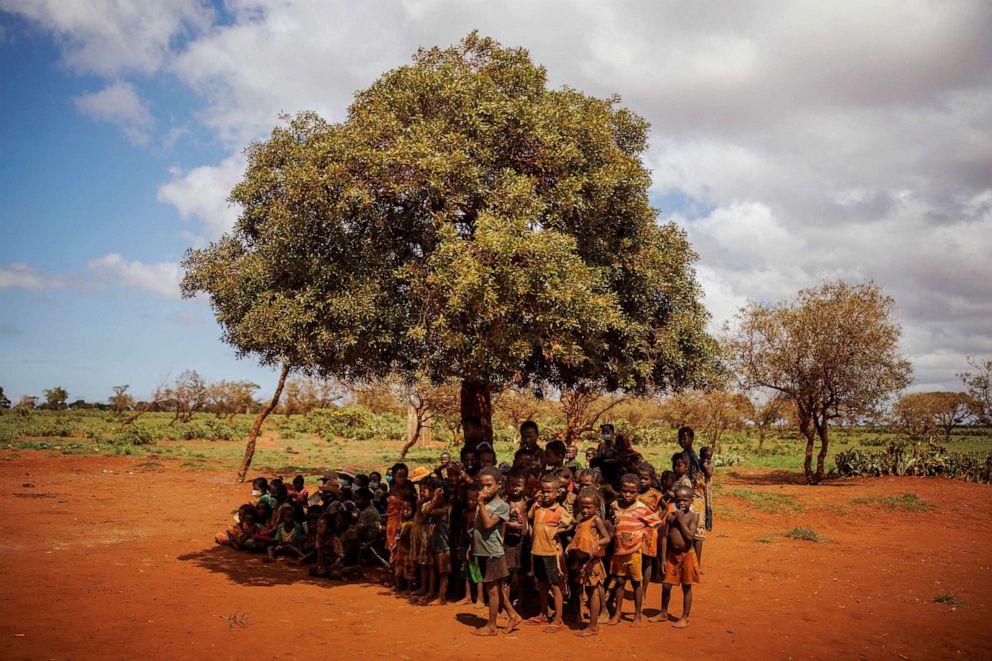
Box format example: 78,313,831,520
2,409,990,481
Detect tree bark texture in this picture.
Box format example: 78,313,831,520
237,363,290,483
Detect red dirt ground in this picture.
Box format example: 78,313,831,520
1,453,990,660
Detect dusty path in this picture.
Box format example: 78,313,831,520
0,453,990,660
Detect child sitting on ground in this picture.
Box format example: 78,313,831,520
310,511,345,579
526,474,574,633
608,473,663,627
566,487,610,637
267,504,305,562
654,484,700,628
216,504,260,550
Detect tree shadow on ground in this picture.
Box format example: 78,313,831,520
177,545,392,589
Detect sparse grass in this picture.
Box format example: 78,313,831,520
756,534,775,544
933,592,965,606
781,527,823,542
725,488,804,512
851,493,933,512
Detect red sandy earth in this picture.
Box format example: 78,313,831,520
0,453,990,660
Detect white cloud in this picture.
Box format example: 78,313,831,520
156,154,245,241
0,262,67,291
0,0,212,75
9,0,992,389
73,80,153,145
87,253,181,299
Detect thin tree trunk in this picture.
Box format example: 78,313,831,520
237,363,290,483
799,411,815,484
460,379,493,445
814,417,829,484
116,402,154,433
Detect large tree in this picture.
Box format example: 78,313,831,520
725,281,913,484
893,391,977,443
183,33,713,461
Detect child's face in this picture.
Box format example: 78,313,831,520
465,490,480,509
566,445,578,461
317,518,328,535
674,460,688,477
618,482,638,507
638,470,653,492
355,495,370,510
439,453,450,465
579,474,594,489
521,427,539,446
401,501,414,518
506,477,525,498
280,509,294,524
513,453,533,471
463,452,479,470
393,468,408,487
679,435,693,450
478,474,499,500
661,474,675,491
479,452,496,468
585,447,596,461
243,511,256,525
578,495,597,520
675,489,692,512
293,478,304,491
539,480,558,507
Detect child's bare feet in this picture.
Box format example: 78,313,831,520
647,611,669,623
543,623,566,634
426,597,446,606
606,615,622,626
672,618,689,629
471,627,498,637
630,618,643,628
575,628,599,637
502,616,522,634
525,616,547,626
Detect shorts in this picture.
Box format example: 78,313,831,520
663,548,701,585
503,542,524,573
578,559,606,586
477,555,509,583
641,527,658,556
434,550,452,574
532,554,563,586
609,552,643,582
461,553,483,583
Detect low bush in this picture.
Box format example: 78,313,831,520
835,442,992,484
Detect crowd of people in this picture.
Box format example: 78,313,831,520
215,418,714,636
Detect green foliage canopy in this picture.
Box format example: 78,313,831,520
183,33,714,399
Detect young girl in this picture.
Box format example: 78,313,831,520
215,504,259,550
566,488,610,637
266,504,305,562
391,498,416,592
423,481,452,605
310,512,345,579
637,462,663,586
455,484,483,606
410,479,432,596
385,463,411,562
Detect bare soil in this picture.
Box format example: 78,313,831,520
1,454,990,660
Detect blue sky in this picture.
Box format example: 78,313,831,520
1,1,990,403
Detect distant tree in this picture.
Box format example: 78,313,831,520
959,356,991,425
165,370,208,423
109,385,135,415
893,391,977,443
661,389,750,453
43,386,68,410
117,383,167,433
494,386,547,433
0,387,10,411
560,386,627,445
17,395,37,409
181,32,715,461
725,281,913,484
744,391,788,452
351,377,407,416
282,376,344,416
208,380,260,419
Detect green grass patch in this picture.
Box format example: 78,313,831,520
851,492,933,512
781,527,823,542
725,488,804,512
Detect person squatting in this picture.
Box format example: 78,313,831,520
215,419,714,637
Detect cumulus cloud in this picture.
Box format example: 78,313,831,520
0,0,212,75
156,154,245,241
73,80,153,145
8,0,992,388
0,256,181,299
87,253,182,299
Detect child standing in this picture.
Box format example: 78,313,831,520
607,473,662,627
391,498,416,592
471,467,522,636
385,463,412,561
424,481,452,605
655,485,700,628
526,474,574,633
566,488,610,637
502,470,529,608
637,462,663,586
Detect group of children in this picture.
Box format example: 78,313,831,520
216,419,714,637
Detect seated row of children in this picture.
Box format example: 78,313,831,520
216,421,713,636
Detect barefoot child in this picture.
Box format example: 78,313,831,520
456,484,483,606
526,474,574,633
267,504,305,561
424,480,452,605
471,467,522,636
607,473,662,627
656,485,700,628
503,470,529,608
566,488,610,637
637,462,663,586
391,498,416,592
216,504,260,550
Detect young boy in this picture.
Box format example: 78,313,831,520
700,446,714,535
526,474,574,633
637,462,663,586
502,470,529,606
566,487,610,637
674,451,708,569
607,473,662,627
655,484,700,628
471,467,522,636
543,440,567,472
456,483,483,606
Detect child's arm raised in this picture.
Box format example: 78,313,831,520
477,500,504,530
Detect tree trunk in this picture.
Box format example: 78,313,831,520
814,416,829,484
460,379,493,445
237,363,290,483
116,402,153,433
799,410,816,485
757,427,766,453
